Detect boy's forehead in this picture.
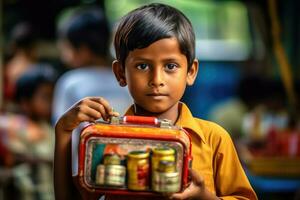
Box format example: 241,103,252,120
128,38,181,56
125,38,187,63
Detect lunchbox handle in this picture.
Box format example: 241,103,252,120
123,116,159,125
111,116,172,128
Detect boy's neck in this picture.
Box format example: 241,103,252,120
133,103,181,125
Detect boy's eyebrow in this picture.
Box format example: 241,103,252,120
129,56,182,63
129,57,153,62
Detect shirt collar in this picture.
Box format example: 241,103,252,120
175,102,206,143
124,102,206,143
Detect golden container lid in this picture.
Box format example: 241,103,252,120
127,150,149,159
152,147,175,156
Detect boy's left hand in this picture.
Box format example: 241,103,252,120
169,169,219,200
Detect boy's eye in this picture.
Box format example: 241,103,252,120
165,63,178,71
136,63,149,70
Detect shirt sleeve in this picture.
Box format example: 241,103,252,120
212,124,257,200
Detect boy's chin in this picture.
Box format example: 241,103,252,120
134,103,176,116
134,103,166,115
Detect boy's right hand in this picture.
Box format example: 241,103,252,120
169,169,219,200
56,97,120,132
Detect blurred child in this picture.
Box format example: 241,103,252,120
52,6,131,124
0,64,57,200
209,75,269,138
4,22,39,109
54,3,257,200
242,78,288,142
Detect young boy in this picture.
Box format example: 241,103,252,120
54,3,257,200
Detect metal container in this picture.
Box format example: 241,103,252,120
158,160,176,173
127,150,150,190
104,165,126,187
95,164,105,185
152,171,180,193
151,147,175,173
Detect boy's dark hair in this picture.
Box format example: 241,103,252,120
15,64,58,103
114,3,195,70
57,6,110,56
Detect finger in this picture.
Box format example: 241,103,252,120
169,187,193,200
77,112,100,122
90,97,120,117
81,98,104,112
83,97,118,120
77,105,102,121
170,170,205,200
110,110,120,117
90,97,114,114
189,168,204,187
98,103,109,121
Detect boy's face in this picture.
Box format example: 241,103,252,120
113,38,198,118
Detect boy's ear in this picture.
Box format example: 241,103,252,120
186,59,198,86
112,60,127,87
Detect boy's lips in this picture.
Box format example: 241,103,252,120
146,93,168,96
146,93,168,99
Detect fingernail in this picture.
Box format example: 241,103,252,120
111,111,119,116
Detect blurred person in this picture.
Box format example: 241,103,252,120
3,22,39,109
14,63,57,123
208,75,268,138
52,6,132,124
242,78,288,142
0,64,57,200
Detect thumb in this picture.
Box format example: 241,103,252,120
169,169,205,200
189,168,204,187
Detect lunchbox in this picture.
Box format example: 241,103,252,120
72,116,192,199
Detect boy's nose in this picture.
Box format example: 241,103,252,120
149,68,165,87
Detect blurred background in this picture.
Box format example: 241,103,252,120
0,0,299,199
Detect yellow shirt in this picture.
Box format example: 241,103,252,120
174,103,257,200
107,102,257,200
